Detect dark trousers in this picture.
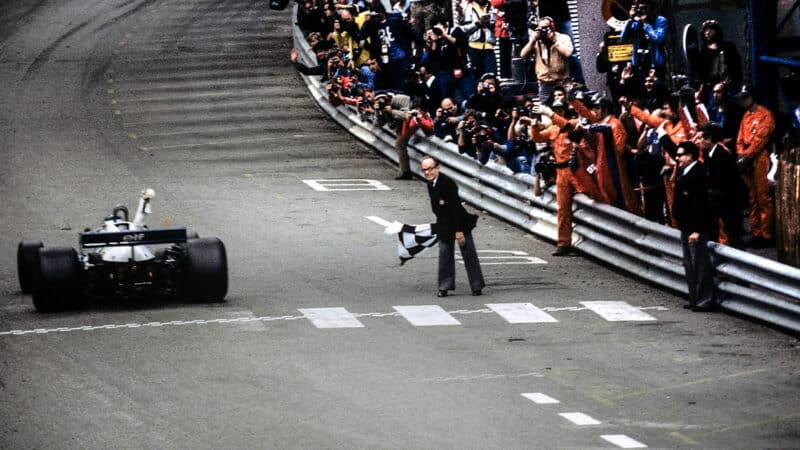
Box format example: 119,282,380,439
708,191,744,249
438,232,485,292
681,231,716,308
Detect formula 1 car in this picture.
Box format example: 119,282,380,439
17,189,228,311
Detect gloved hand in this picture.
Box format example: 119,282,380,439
142,188,155,200
532,104,554,118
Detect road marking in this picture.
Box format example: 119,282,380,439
601,434,648,448
303,179,391,191
581,301,657,321
487,303,558,323
365,215,392,227
521,393,560,404
299,307,365,329
0,304,665,336
393,305,461,326
559,412,601,425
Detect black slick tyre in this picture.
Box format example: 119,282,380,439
17,240,43,294
181,237,228,302
32,247,82,312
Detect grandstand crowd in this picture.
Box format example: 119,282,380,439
291,0,790,252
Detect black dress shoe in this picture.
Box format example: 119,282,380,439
471,289,482,296
552,246,571,256
437,290,448,297
395,172,413,180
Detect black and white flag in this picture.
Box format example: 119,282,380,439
384,222,438,265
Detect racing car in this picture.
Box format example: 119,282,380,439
17,189,228,311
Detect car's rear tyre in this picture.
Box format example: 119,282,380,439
181,237,227,302
32,247,82,312
17,240,43,294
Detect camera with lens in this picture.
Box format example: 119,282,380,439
462,120,477,134
432,27,444,36
409,109,419,118
534,157,556,180
474,132,491,146
536,27,551,35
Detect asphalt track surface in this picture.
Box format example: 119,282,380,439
1,1,799,448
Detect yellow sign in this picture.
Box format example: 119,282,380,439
607,43,633,63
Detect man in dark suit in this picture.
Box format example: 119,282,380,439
693,122,746,249
420,156,485,297
672,142,716,311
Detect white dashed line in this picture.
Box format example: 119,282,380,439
581,301,657,321
521,393,560,404
0,303,667,336
601,434,648,448
487,303,558,323
559,412,602,425
393,305,461,326
299,307,365,329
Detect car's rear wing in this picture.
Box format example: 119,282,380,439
80,227,188,248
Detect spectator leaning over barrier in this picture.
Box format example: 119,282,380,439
620,0,668,86
696,19,742,103
373,91,414,179
692,122,747,249
735,83,776,248
520,16,573,104
672,141,716,312
620,94,689,226
434,97,462,142
290,39,335,79
461,0,497,81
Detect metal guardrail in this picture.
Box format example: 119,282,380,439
292,17,800,334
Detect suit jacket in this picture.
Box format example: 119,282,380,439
704,143,747,207
428,173,478,240
672,161,713,235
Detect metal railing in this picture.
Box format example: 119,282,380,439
292,18,800,334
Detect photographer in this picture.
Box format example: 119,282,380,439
520,16,573,103
457,109,481,158
429,19,475,107
434,97,462,142
460,0,497,80
464,73,502,125
530,101,601,256
620,0,668,83
471,122,503,165
372,91,416,179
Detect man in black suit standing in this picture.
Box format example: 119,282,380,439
420,156,485,297
693,122,747,249
672,142,716,311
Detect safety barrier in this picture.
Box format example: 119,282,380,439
292,18,800,334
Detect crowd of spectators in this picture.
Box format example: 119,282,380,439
291,0,786,253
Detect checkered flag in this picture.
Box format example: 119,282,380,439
384,222,439,265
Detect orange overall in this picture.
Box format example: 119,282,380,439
736,105,776,240
532,115,600,248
